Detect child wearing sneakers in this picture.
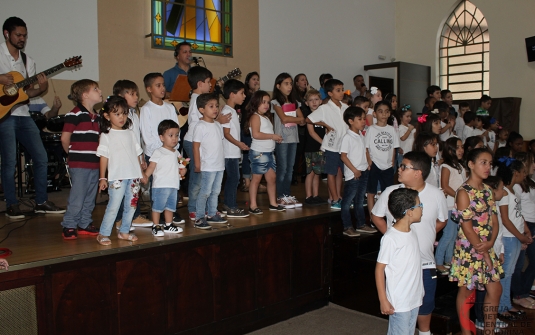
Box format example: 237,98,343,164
192,93,228,229
143,120,186,236
306,79,349,210
221,79,249,217
60,79,102,240
375,188,424,335
340,107,371,237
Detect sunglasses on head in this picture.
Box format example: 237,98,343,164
403,203,423,215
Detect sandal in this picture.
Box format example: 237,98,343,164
96,234,112,246
117,232,138,242
513,298,535,309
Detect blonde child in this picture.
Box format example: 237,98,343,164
365,86,382,127
96,96,146,245
245,91,284,214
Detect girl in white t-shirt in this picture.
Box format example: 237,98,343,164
412,132,441,188
96,96,146,245
397,105,415,167
496,158,532,318
244,91,284,214
435,137,466,274
365,87,382,128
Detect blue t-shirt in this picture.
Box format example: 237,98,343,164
163,63,188,92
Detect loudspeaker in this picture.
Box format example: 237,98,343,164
525,36,535,62
0,285,38,334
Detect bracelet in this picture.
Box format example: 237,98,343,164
99,178,107,181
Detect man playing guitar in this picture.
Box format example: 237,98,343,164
0,16,65,218
163,41,192,97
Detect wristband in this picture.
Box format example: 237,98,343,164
99,178,107,181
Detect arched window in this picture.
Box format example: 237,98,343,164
439,0,489,100
151,0,233,57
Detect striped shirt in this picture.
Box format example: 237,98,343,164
62,104,101,169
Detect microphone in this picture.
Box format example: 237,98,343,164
190,56,199,66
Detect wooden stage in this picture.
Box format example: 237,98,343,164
0,185,338,335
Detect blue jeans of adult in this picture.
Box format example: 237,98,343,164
275,142,296,198
387,307,418,335
435,211,457,265
499,236,521,313
195,170,223,219
184,140,201,213
241,131,252,179
224,158,240,208
512,221,535,299
99,179,137,236
0,115,48,207
341,170,369,230
61,168,99,229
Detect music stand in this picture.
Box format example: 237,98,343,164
169,74,191,102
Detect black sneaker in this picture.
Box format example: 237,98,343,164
163,224,183,234
269,204,286,211
173,212,185,224
35,201,66,214
152,225,164,237
62,227,78,240
78,224,99,236
226,208,249,218
206,214,227,224
313,196,328,205
194,217,212,230
5,204,25,219
304,197,318,206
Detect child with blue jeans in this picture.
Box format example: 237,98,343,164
339,107,369,237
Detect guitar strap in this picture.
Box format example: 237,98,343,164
20,51,28,78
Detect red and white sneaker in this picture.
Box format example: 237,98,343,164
189,212,196,221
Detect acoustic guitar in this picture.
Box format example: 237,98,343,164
169,67,242,102
0,56,83,120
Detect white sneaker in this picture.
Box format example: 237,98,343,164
288,195,302,208
277,196,295,209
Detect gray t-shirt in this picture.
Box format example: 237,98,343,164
271,100,299,143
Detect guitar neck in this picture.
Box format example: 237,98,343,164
16,63,65,89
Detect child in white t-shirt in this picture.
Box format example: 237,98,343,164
143,120,187,237
376,188,423,335
192,93,228,229
365,101,400,213
398,105,415,167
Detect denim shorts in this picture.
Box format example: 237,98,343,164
419,269,437,315
249,150,276,175
151,187,177,213
323,150,344,176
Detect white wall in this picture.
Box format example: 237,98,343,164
395,0,535,139
258,0,396,93
1,0,99,80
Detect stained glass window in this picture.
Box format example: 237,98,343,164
439,0,489,100
151,0,233,57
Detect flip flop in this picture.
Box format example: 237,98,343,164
97,234,112,246
117,232,138,242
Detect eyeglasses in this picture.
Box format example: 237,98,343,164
399,164,419,171
403,203,423,215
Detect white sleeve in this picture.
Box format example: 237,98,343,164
392,127,400,148
365,127,373,149
371,189,389,217
192,122,205,143
436,189,449,222
221,107,232,128
339,135,350,154
307,106,325,124
149,149,162,163
377,234,394,265
96,133,109,158
132,131,143,156
140,105,160,156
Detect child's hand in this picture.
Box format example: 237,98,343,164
474,241,492,254
482,252,493,272
272,134,283,143
398,148,404,154
353,169,362,180
238,142,250,151
99,179,108,192
499,253,504,264
0,258,8,271
408,124,415,131
217,113,232,125
379,299,395,315
140,175,148,184
179,167,187,177
53,95,62,109
325,126,334,133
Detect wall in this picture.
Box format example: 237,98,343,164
258,0,396,94
395,0,535,138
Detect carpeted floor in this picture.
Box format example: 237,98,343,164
247,303,392,335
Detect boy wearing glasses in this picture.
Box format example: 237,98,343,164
371,151,448,335
376,188,424,335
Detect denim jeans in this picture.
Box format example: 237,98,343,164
435,211,458,265
195,170,223,219
114,195,141,222
184,140,201,213
512,222,535,299
499,236,521,312
387,307,418,335
241,131,252,179
0,115,48,206
61,168,99,229
341,170,369,229
275,142,297,198
224,158,240,208
99,179,138,236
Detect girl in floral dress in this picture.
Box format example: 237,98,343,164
449,147,503,335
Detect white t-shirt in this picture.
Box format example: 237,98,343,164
440,121,453,142
377,227,423,312
0,42,34,117
442,164,466,210
514,181,535,222
339,130,368,180
454,116,465,137
192,120,225,171
426,161,441,189
307,100,348,153
250,113,275,152
365,124,400,170
221,105,241,159
472,128,487,146
398,124,415,155
96,129,143,181
128,108,142,147
367,108,377,125
494,205,504,255
497,189,524,238
140,100,179,157
462,125,474,143
150,147,181,189
184,92,202,142
372,183,448,269
487,130,496,152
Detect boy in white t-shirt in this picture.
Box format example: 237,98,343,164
461,111,477,143
221,79,249,217
143,120,186,236
371,151,448,335
376,187,423,335
339,107,372,237
365,101,400,214
454,102,470,137
192,93,227,229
